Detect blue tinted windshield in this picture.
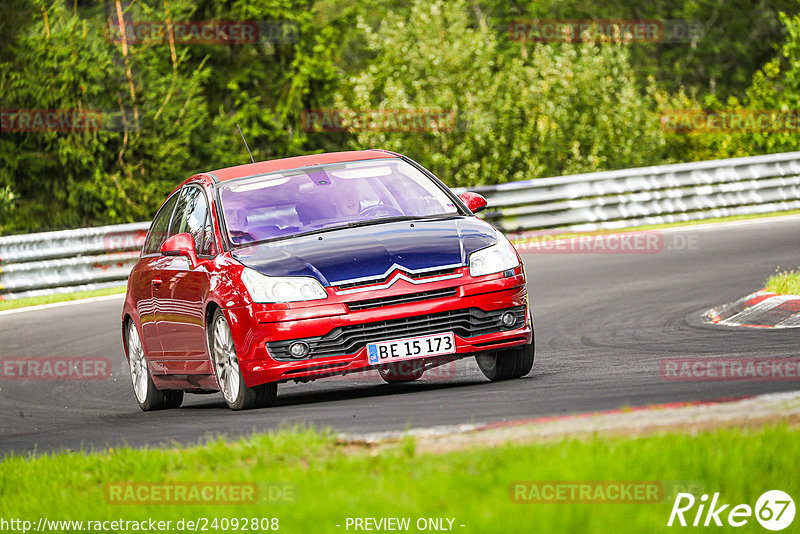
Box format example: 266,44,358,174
218,159,459,244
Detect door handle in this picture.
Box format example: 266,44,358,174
151,278,163,288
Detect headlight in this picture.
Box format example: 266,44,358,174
468,231,520,277
240,268,328,303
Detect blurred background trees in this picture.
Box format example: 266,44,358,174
1,0,799,233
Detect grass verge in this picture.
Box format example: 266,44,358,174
766,270,800,296
0,286,126,311
0,424,796,533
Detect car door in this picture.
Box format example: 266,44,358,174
136,192,180,359
153,185,216,369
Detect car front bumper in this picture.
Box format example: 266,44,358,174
225,268,532,386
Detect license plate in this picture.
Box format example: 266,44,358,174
367,332,455,365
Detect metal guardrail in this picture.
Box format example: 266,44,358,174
0,223,149,300
458,151,800,234
2,151,800,300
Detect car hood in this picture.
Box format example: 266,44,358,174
231,216,498,286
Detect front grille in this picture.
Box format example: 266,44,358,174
347,288,456,311
334,267,460,290
267,306,525,361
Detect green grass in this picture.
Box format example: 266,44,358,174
0,286,126,311
766,269,800,295
0,424,796,533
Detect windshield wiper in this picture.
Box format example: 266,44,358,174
231,214,458,248
291,214,456,237
338,214,448,229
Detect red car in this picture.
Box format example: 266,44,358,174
122,150,533,411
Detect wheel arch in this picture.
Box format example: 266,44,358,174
203,300,225,360
121,313,135,362
205,300,223,330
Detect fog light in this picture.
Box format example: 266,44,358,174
501,312,517,328
288,342,310,358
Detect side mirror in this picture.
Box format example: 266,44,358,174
160,233,198,268
458,192,488,214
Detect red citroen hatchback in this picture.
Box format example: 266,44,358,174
122,150,533,410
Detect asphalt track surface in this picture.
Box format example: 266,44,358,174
1,216,798,455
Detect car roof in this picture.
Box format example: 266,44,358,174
207,149,401,182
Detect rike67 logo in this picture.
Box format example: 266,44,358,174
668,490,795,531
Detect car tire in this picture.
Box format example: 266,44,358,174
210,309,277,410
126,320,184,411
162,390,185,409
475,328,535,382
378,360,425,383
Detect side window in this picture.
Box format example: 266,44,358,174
169,186,215,256
142,193,179,255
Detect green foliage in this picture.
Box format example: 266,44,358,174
739,11,800,154
2,0,800,234
0,0,211,231
0,185,15,233
0,0,339,234
487,0,799,101
335,0,668,186
658,11,800,161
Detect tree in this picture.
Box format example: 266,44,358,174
0,0,210,231
740,11,800,154
334,0,668,187
0,0,344,233
484,0,799,101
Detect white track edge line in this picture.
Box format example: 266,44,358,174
0,293,125,316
